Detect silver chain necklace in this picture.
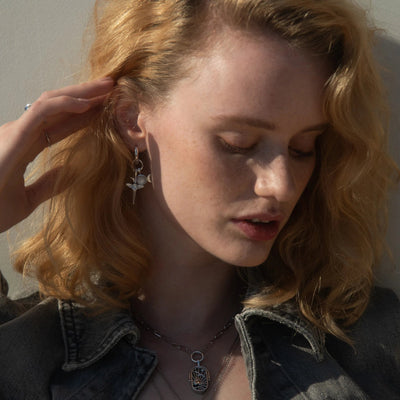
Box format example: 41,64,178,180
134,315,235,394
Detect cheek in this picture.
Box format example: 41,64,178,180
147,131,222,208
294,161,316,199
165,135,238,191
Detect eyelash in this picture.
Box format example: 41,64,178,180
219,138,315,158
218,138,254,154
288,147,315,158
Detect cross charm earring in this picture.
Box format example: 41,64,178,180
126,147,152,205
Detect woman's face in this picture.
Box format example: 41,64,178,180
137,29,329,267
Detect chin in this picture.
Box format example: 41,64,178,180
231,259,268,268
220,248,271,268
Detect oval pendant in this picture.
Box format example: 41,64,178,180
189,365,210,393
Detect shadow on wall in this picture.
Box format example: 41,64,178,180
374,35,400,293
376,36,400,153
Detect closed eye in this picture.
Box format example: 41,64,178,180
289,131,324,159
289,147,315,158
218,137,256,154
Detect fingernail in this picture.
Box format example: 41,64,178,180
99,76,114,82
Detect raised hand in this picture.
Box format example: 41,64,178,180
0,77,114,233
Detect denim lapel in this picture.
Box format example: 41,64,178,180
53,300,157,399
235,307,370,400
58,299,141,371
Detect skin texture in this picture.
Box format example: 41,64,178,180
124,29,330,400
134,29,329,270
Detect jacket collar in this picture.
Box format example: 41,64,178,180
58,299,141,372
240,302,326,362
241,268,326,361
58,296,326,371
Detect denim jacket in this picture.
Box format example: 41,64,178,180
0,286,399,400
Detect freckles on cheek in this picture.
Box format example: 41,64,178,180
210,162,247,200
185,158,233,203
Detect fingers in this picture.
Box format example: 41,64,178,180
35,76,115,102
8,78,114,162
20,77,114,133
42,104,103,145
21,94,104,137
0,78,115,232
23,105,103,161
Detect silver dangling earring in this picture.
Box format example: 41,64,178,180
126,147,152,205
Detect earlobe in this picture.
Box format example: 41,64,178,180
115,102,147,152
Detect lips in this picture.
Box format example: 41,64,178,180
232,216,281,241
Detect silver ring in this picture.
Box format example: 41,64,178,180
24,103,32,112
191,351,204,363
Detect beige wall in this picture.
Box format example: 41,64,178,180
357,0,400,293
0,0,399,297
0,0,95,295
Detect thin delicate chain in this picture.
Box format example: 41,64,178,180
133,310,238,396
134,315,235,356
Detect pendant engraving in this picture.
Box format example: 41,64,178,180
190,365,210,393
189,351,210,393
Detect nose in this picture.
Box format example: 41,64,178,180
253,154,297,202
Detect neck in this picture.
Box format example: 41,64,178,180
132,258,243,347
135,192,245,344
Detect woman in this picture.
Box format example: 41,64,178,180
0,0,399,399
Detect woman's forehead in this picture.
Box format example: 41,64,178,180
143,29,328,135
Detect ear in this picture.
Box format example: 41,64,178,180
115,101,148,152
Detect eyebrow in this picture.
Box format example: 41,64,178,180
212,115,329,133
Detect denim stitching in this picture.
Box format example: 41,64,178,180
63,322,138,371
59,300,80,364
235,315,258,400
241,308,325,362
59,299,140,371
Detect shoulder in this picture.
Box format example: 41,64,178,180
0,291,42,324
326,286,400,399
361,285,400,319
344,286,400,347
0,294,64,399
0,269,44,325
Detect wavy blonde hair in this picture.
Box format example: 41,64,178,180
14,0,399,339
